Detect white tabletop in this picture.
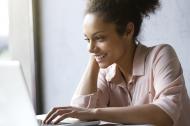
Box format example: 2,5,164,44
37,115,153,126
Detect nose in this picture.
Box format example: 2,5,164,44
88,41,97,53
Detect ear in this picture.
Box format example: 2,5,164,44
125,22,134,37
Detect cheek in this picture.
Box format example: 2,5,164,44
110,44,126,58
99,38,126,58
113,49,125,60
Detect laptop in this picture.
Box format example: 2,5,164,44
0,60,38,126
0,60,100,126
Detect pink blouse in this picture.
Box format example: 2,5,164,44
71,43,190,126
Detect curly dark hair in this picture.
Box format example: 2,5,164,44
85,0,160,39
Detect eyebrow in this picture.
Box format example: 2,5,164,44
84,31,105,38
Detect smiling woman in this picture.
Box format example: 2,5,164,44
43,0,190,126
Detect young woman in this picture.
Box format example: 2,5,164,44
44,0,190,125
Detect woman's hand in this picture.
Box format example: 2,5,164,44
43,106,97,124
73,55,100,96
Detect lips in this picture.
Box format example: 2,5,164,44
95,54,106,62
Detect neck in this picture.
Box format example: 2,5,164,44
117,40,137,82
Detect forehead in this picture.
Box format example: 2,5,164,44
83,13,116,35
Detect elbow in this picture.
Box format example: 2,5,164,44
151,105,173,126
155,114,173,126
160,119,173,126
165,117,173,126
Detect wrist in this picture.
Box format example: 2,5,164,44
90,108,100,120
88,56,100,72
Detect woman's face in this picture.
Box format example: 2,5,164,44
83,13,131,68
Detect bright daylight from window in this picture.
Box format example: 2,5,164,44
0,0,10,60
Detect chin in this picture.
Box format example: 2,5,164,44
98,62,113,69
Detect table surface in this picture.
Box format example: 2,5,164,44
38,120,153,126
37,115,153,126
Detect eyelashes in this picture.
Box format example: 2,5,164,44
84,36,106,43
84,38,90,43
94,36,105,42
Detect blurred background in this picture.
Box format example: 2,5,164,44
1,0,190,114
0,0,10,60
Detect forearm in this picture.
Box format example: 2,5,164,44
94,104,173,126
74,56,99,95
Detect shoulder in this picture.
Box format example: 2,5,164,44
147,44,179,63
136,43,179,66
135,43,177,60
151,44,177,56
148,43,182,76
142,43,182,77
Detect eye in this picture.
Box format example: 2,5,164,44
84,38,90,43
94,36,105,42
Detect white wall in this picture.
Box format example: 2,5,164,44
40,0,190,112
39,0,88,112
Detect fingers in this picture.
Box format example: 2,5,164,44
53,111,76,124
45,110,60,124
54,110,95,123
43,106,73,124
43,107,59,124
43,106,91,124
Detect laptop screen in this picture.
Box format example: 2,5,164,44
0,61,38,126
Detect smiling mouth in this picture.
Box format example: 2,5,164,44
95,54,106,62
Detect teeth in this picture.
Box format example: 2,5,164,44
96,55,104,59
95,54,105,62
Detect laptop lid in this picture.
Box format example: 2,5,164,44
0,61,38,126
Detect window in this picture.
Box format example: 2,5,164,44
0,0,10,60
0,0,38,112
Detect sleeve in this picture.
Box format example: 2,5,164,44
151,44,184,124
70,69,110,108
